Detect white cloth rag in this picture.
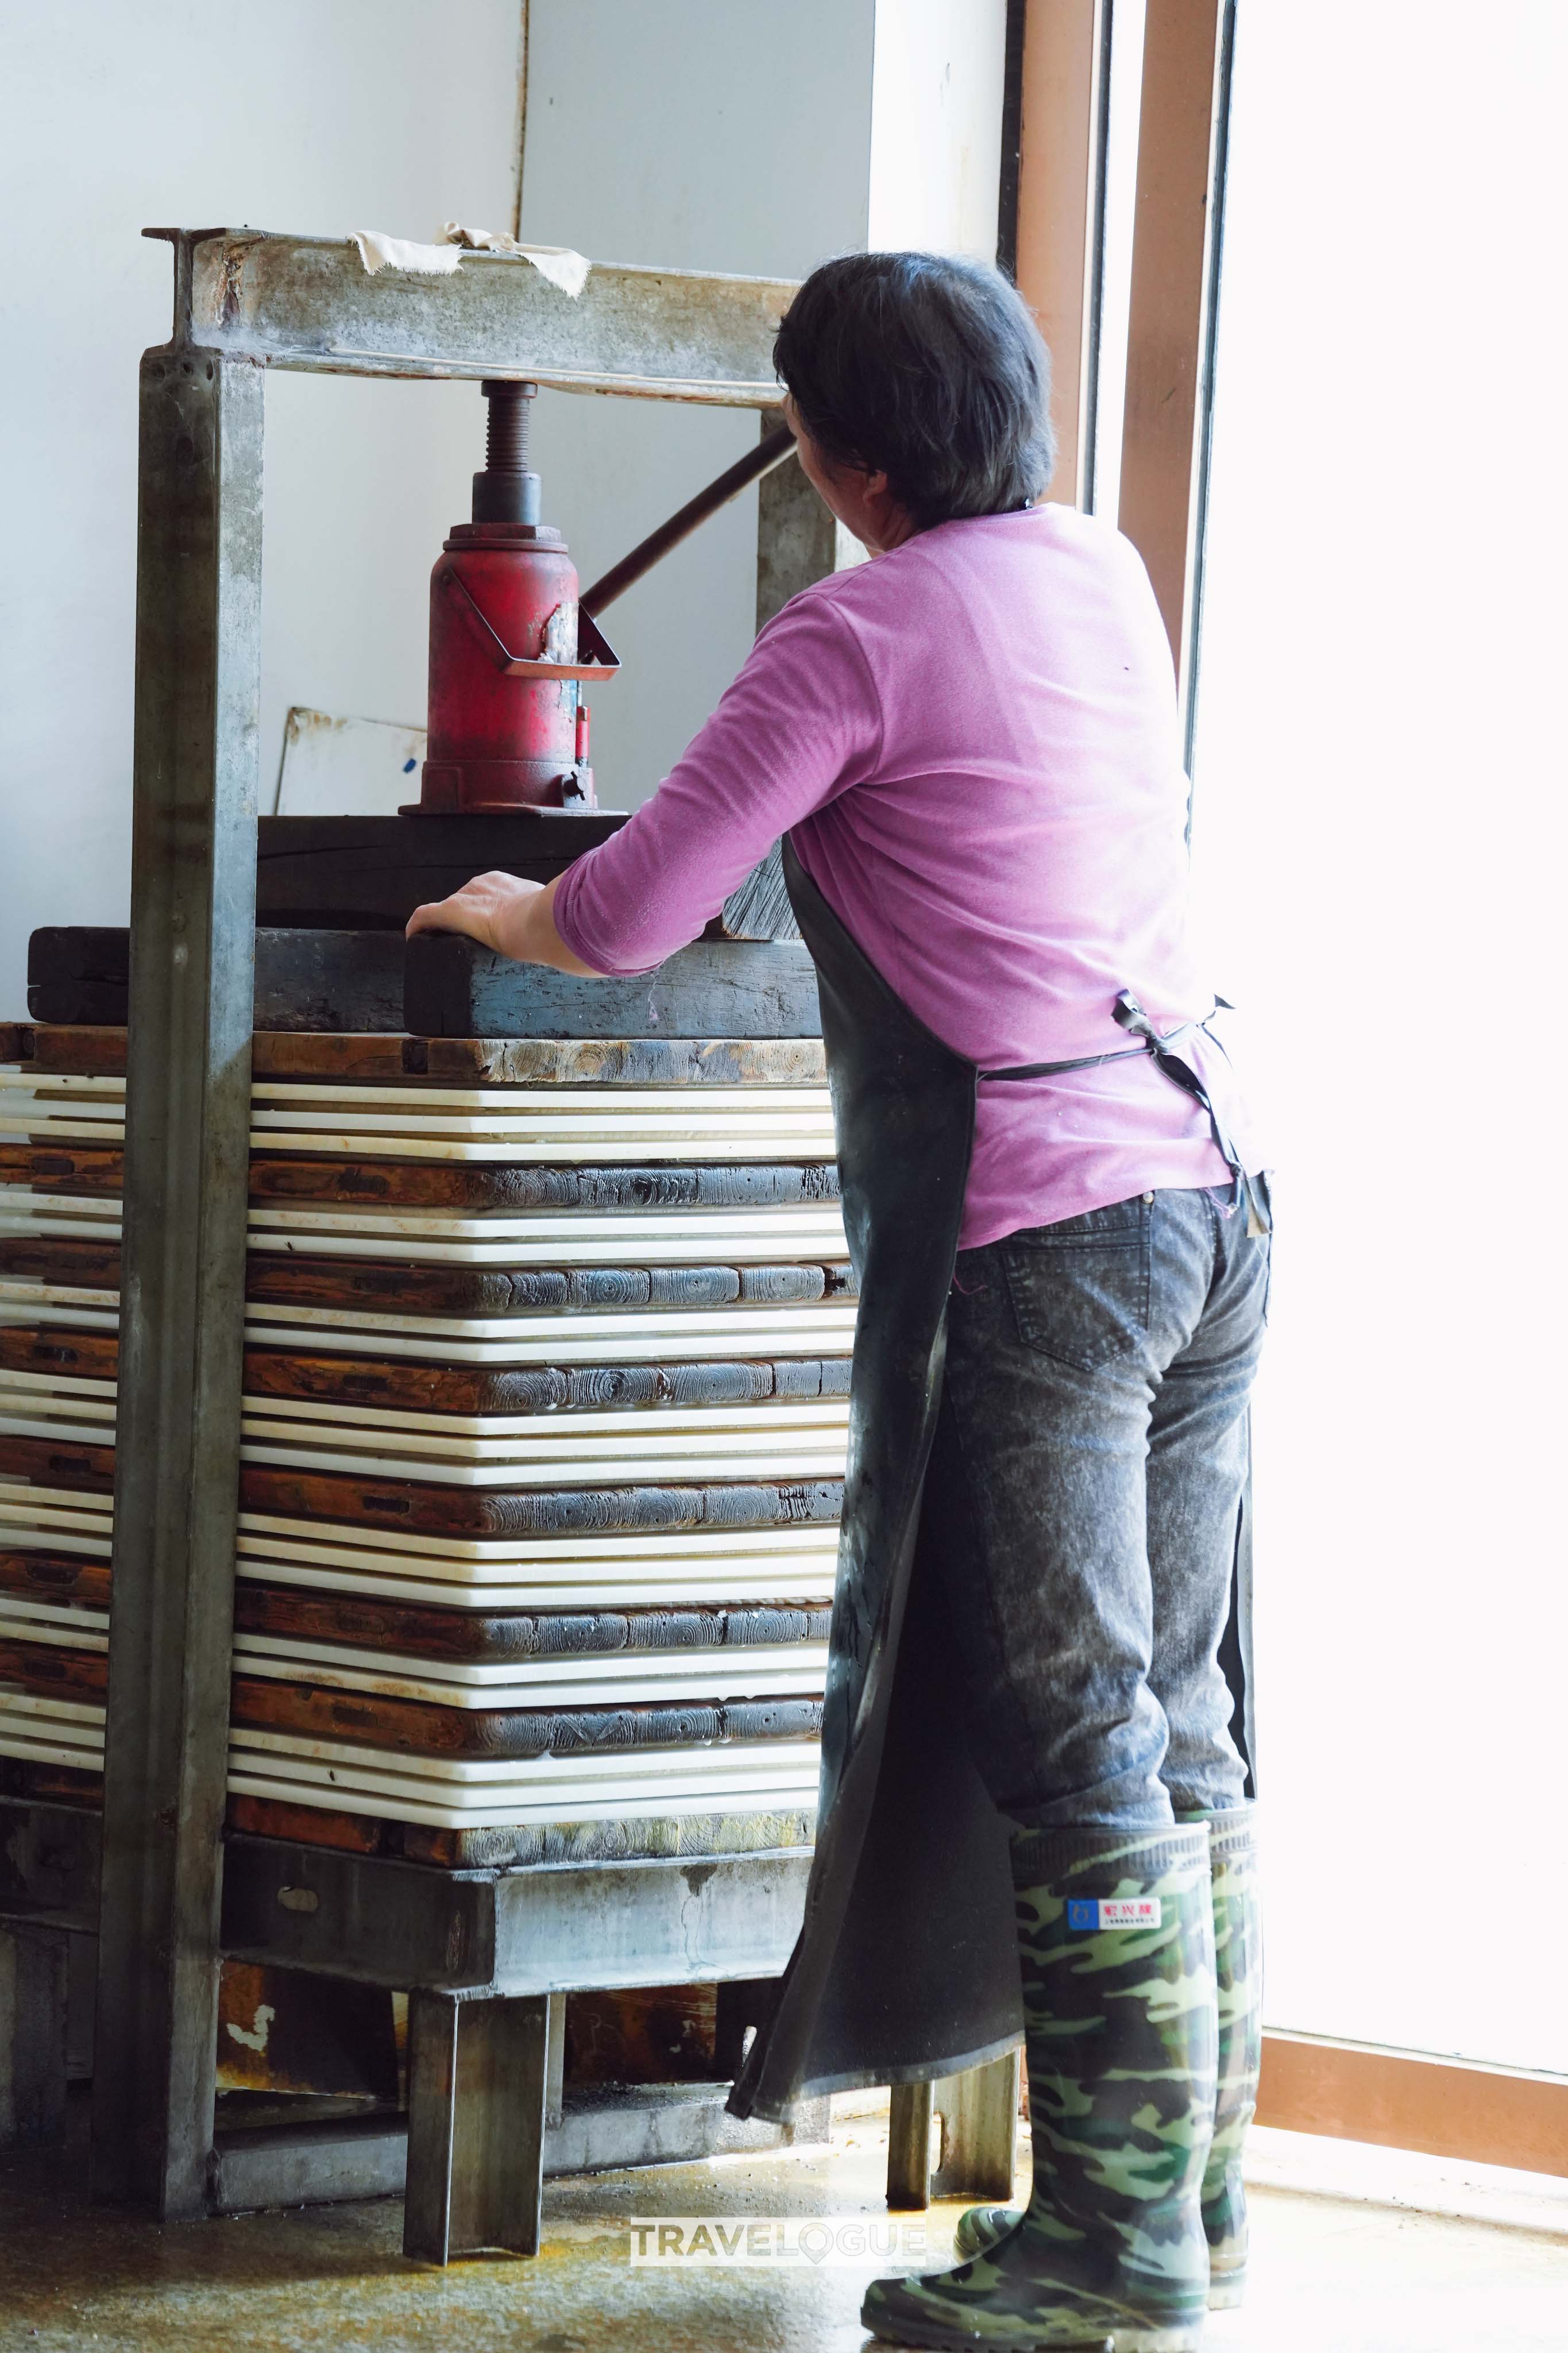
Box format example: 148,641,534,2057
350,230,462,278
441,225,591,298
349,226,590,299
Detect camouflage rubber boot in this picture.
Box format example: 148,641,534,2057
861,1822,1218,2352
952,1806,1261,2315
1188,1806,1261,2309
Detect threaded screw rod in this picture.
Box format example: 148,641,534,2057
481,379,536,476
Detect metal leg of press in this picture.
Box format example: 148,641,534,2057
91,326,262,2220
713,1974,778,2081
1,1924,69,2151
886,2079,935,2210
544,1990,566,2127
886,2050,1022,2210
930,2049,1022,2202
404,1991,551,2263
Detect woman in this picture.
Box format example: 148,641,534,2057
410,252,1269,2353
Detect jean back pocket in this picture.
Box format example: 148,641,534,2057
999,1194,1152,1374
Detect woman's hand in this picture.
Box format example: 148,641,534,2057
404,871,600,975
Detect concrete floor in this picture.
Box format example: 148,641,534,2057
2,2104,1565,2353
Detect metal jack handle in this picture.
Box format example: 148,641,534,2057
436,564,620,680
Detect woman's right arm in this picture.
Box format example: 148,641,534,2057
548,587,884,977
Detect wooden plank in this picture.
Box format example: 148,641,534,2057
24,1028,421,1083
1256,2032,1568,2182
405,934,820,1042
248,1158,840,1210
0,1144,124,1197
16,1029,829,1088
565,1984,718,2086
256,812,625,930
1015,0,1112,506
423,1036,826,1087
241,1349,851,1416
0,1760,103,1809
225,1791,389,1854
235,1465,844,1540
229,1674,822,1761
21,1029,128,1078
233,1584,831,1664
0,1444,847,1537
0,1638,107,1699
26,928,128,996
252,1033,415,1081
27,1031,408,1083
217,1797,814,1868
0,1023,34,1065
1118,0,1234,727
0,1550,113,1610
27,928,409,1035
0,1328,120,1383
216,1959,399,2099
0,1436,115,1495
0,1239,121,1291
244,1257,845,1317
0,1240,851,1313
402,1811,820,1866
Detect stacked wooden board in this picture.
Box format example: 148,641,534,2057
0,1024,852,1865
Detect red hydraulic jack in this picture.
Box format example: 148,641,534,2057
414,381,796,816
416,380,617,813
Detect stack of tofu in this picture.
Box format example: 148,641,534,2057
0,1026,852,1863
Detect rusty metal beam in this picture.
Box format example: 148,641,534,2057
90,341,262,2221
148,229,793,403
220,1838,812,1997
1117,0,1235,731
1014,0,1113,507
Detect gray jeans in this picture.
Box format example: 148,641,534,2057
922,1183,1270,1830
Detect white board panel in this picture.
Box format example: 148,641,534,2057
223,1770,818,1832
231,1636,828,1708
275,707,426,817
238,1560,839,1610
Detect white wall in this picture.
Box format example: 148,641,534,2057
1,0,1006,1012
516,0,1007,815
870,0,1007,255
515,0,876,813
0,0,524,1012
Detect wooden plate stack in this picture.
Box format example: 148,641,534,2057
0,1024,853,1866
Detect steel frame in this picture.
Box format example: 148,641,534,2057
90,226,814,2224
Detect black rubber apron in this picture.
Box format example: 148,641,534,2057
729,838,1262,2123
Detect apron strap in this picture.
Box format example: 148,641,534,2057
979,993,1271,1239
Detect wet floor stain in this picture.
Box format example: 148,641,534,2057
2,2103,1565,2353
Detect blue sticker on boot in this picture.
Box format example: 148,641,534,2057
1067,1897,1162,1931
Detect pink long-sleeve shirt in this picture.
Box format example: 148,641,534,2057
554,501,1259,1252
